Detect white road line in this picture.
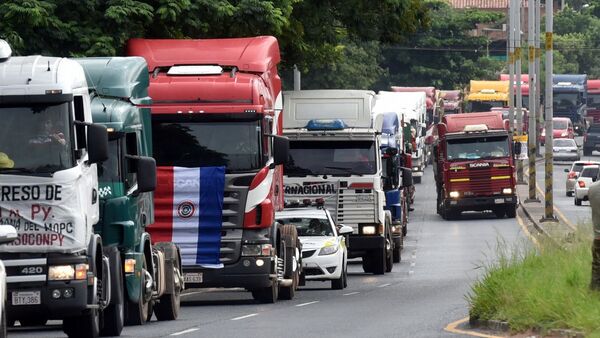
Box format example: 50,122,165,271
343,291,360,296
378,283,391,288
231,313,259,321
296,301,319,307
170,328,199,336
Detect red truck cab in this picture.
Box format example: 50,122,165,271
586,79,600,124
127,37,298,303
433,112,518,220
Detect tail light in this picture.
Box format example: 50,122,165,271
578,180,586,188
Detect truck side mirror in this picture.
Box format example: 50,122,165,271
272,135,289,165
87,124,109,164
0,225,17,244
135,156,157,193
401,167,413,187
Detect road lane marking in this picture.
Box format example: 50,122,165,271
516,213,540,247
444,317,505,338
296,301,319,307
343,292,359,296
534,184,576,230
231,313,258,321
378,283,391,288
170,328,199,336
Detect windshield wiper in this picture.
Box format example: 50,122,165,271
324,166,354,173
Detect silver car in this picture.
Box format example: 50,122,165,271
553,138,581,162
565,161,600,196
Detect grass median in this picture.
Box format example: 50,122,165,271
468,227,600,337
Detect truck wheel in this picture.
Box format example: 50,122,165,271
493,208,506,219
414,176,422,184
100,247,124,336
251,277,278,304
279,224,299,300
63,309,100,338
385,237,393,273
506,205,517,218
154,247,182,321
0,302,5,338
362,256,373,273
393,235,402,263
372,248,386,275
331,265,346,290
125,258,151,325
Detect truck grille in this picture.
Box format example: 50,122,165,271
336,189,376,225
448,167,512,196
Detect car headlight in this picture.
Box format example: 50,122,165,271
361,225,376,235
449,191,460,198
319,243,339,256
502,188,512,194
48,265,75,280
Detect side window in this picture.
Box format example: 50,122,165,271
73,96,86,151
125,132,138,189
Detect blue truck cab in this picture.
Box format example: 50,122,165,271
553,74,588,135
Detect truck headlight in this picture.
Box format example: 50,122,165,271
48,265,75,280
319,243,339,256
502,188,513,194
449,191,460,198
361,225,376,235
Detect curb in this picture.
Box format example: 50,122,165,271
469,317,585,338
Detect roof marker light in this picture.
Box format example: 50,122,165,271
167,65,223,75
463,124,488,133
0,39,11,62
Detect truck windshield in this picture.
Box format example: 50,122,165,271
553,92,580,109
468,101,505,113
589,94,600,108
152,120,262,172
447,136,509,160
285,140,377,176
0,103,73,174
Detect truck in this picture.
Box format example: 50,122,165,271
433,112,518,220
465,80,509,112
390,86,444,125
0,40,118,337
440,90,462,115
76,57,183,326
585,79,600,124
378,91,427,183
127,36,301,303
500,74,530,110
282,90,395,274
553,74,588,135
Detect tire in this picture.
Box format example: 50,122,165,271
494,208,506,219
362,256,373,273
125,258,151,325
0,302,5,338
414,176,422,184
393,236,402,263
506,205,517,218
278,224,299,300
251,278,278,304
100,248,124,337
19,318,48,327
566,191,573,197
575,197,582,206
154,247,182,321
331,266,345,290
371,248,386,275
63,309,100,338
385,238,393,273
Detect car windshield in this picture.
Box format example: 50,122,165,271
589,94,600,108
553,92,580,109
554,120,568,129
0,103,73,174
285,140,377,176
554,139,575,147
277,217,334,237
446,136,509,160
573,163,598,172
468,101,505,113
581,167,599,178
152,119,263,173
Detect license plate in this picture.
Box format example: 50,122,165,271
184,273,203,283
494,198,504,204
357,195,373,202
12,291,41,305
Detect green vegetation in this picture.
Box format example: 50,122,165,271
469,229,600,337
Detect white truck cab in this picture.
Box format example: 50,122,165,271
0,41,115,337
282,90,394,275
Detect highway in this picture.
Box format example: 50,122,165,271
9,167,527,338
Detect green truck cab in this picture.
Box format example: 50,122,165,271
77,57,183,327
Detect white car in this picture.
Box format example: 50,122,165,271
574,165,600,205
276,207,353,290
0,225,18,336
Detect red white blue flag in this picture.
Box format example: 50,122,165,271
151,166,225,268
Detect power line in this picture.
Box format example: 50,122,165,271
384,45,600,52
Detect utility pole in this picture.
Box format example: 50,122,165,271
542,0,556,222
516,0,525,184
535,0,542,158
508,0,515,133
527,0,539,201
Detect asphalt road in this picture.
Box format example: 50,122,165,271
10,167,526,338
